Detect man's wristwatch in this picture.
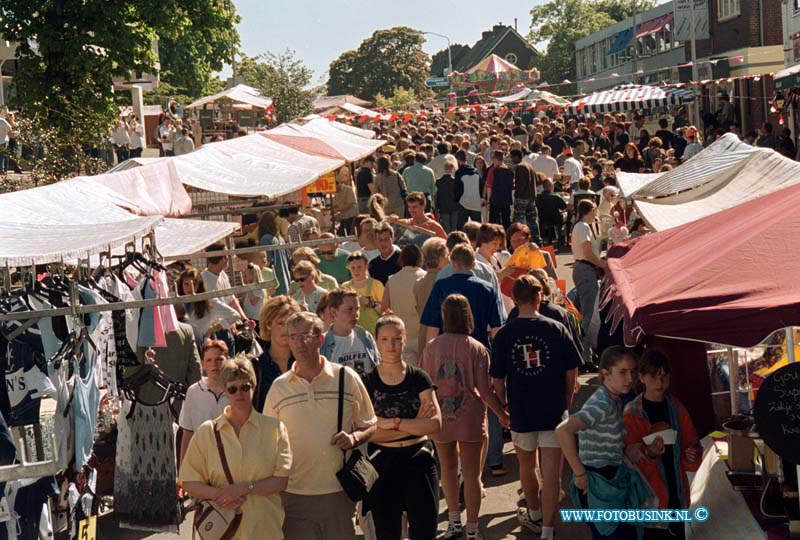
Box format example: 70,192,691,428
247,481,255,493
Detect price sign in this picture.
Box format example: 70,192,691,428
754,362,800,465
78,516,97,540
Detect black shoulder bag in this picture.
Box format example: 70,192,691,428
335,366,379,501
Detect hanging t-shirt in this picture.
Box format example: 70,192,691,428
490,315,581,433
3,340,55,427
329,331,370,375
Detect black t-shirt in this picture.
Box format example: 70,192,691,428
594,135,612,154
489,166,514,206
490,315,582,432
673,137,688,159
356,167,374,198
545,135,566,156
252,345,294,412
368,249,401,285
507,301,582,353
643,397,681,507
364,366,433,439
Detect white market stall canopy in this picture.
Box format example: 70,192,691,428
301,117,378,143
635,148,800,231
265,123,384,161
0,170,236,264
0,217,163,266
567,85,694,115
169,133,344,197
313,95,371,110
617,134,758,198
186,84,273,110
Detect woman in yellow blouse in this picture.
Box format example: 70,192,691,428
179,356,292,539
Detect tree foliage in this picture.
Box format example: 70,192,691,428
238,50,315,124
375,87,419,112
157,4,239,99
0,1,239,179
327,27,431,101
528,0,656,93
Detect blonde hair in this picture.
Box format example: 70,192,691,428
259,295,303,340
221,355,257,387
291,246,321,266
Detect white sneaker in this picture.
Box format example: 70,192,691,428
443,521,464,539
517,507,543,534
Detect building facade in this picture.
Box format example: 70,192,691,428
575,2,684,94
692,0,784,134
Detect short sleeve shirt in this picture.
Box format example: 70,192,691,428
178,409,292,540
364,366,432,421
574,385,626,467
178,380,230,431
263,361,377,495
490,316,581,432
421,272,503,349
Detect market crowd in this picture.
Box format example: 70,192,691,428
164,110,714,540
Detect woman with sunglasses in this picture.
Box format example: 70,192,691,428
290,261,327,314
179,355,293,540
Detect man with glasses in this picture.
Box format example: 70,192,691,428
264,312,376,540
320,288,380,376
310,233,350,284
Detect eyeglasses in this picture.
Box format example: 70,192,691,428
226,382,253,395
319,250,336,257
294,275,309,283
287,332,318,343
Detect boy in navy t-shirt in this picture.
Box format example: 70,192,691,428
491,275,580,540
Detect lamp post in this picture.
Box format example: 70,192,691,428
420,30,453,92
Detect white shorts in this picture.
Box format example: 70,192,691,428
511,430,560,452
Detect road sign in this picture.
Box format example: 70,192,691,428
425,77,450,88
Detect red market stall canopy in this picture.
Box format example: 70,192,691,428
602,182,800,348
567,84,694,115
186,84,273,110
450,54,540,86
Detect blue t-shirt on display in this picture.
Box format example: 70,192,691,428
490,315,581,433
420,271,503,350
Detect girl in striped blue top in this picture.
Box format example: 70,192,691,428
556,346,654,540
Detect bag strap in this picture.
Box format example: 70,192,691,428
337,366,346,466
213,421,235,485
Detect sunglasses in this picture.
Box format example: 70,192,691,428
319,251,336,257
226,383,253,395
294,275,309,283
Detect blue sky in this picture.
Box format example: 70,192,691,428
228,0,544,84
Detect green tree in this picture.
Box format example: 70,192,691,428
157,4,239,99
528,0,656,93
327,27,431,101
375,87,419,112
238,50,315,124
0,1,239,180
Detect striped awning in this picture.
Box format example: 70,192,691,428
568,85,694,115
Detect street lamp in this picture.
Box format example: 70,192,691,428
417,30,453,92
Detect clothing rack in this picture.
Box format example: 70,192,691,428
0,279,278,322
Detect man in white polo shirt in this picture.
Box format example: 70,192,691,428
264,312,376,540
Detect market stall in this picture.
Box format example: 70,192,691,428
602,182,800,538
567,84,694,116
449,53,540,93
186,83,275,137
